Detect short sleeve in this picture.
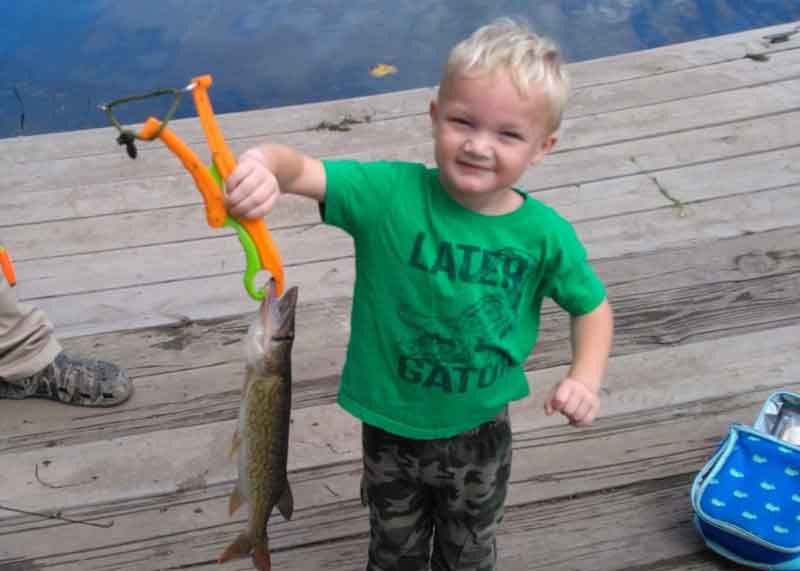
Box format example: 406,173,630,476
542,222,606,316
322,160,399,239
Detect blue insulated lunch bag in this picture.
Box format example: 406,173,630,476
692,392,800,570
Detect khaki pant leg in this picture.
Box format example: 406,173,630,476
0,274,61,382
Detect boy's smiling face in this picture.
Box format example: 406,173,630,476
430,70,557,214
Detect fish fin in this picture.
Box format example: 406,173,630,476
217,532,251,563
253,543,272,571
228,428,241,461
228,483,246,515
277,482,294,521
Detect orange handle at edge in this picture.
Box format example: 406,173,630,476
138,117,227,228
192,75,237,179
0,247,16,286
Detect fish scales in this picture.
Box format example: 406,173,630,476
219,282,298,571
242,374,291,535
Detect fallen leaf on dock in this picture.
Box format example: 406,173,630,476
369,63,398,77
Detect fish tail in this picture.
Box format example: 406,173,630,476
217,532,252,564
253,543,271,571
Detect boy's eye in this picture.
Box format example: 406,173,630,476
501,131,522,140
450,117,472,127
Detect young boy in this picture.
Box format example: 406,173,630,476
226,18,613,571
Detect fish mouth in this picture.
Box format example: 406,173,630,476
261,279,299,341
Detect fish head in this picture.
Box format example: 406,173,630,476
245,279,299,375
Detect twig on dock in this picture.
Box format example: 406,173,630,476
0,503,114,528
630,156,690,217
35,462,98,489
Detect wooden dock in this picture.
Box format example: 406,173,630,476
1,22,799,570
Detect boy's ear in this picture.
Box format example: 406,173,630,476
429,99,439,122
530,133,558,165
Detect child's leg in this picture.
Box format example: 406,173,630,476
429,408,512,571
362,422,433,571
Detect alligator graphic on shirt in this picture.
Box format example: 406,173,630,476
399,244,538,367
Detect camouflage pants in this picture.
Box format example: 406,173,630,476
361,408,512,571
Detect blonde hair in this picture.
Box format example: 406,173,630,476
442,18,569,132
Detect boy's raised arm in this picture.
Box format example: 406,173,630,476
226,144,326,220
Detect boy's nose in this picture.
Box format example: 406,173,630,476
463,135,491,157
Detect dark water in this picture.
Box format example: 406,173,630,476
1,0,798,139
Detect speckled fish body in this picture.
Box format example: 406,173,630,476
218,282,299,571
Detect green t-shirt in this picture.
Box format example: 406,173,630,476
322,160,606,439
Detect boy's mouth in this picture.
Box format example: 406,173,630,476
456,158,493,172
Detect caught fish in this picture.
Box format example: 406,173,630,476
218,280,299,571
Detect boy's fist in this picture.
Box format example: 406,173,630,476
544,376,599,426
225,150,280,220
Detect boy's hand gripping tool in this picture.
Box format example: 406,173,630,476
136,75,284,299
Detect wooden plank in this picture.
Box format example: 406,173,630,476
0,173,198,227
564,21,799,86
12,259,356,339
524,108,800,192
558,75,800,154
11,224,352,297
575,183,800,260
499,475,706,571
563,43,800,120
